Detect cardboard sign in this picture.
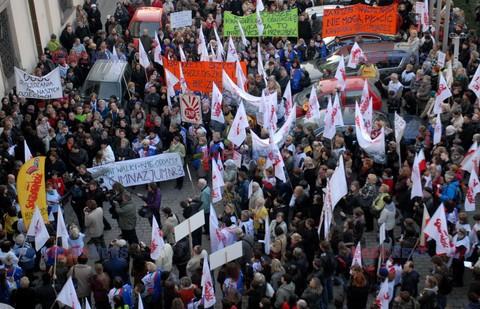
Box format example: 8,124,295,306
15,67,62,99
415,2,424,14
224,9,298,37
322,4,398,37
163,59,246,93
180,94,202,124
209,241,243,270
171,10,192,29
174,210,205,243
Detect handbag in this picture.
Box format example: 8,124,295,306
138,207,153,219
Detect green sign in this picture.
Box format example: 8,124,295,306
224,8,298,37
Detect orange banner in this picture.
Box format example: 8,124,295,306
163,59,247,93
18,156,48,228
322,4,398,37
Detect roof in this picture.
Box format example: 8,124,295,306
317,76,368,92
86,60,128,82
333,42,411,56
132,7,164,22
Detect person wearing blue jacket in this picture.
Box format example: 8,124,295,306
290,60,303,94
439,171,459,204
284,43,298,72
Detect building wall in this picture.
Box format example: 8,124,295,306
0,0,83,96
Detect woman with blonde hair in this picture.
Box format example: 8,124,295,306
417,275,438,309
270,258,286,291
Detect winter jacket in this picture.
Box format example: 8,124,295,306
417,287,438,309
392,297,417,309
115,200,136,231
346,285,369,309
200,186,212,213
68,264,94,298
85,207,104,238
162,215,180,244
378,202,396,231
274,282,296,308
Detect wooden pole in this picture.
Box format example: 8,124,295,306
186,165,196,194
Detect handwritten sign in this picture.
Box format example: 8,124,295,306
163,59,246,93
224,9,298,37
15,67,63,99
171,10,192,29
322,4,398,37
88,153,185,189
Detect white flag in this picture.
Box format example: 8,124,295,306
26,206,49,251
111,46,122,74
150,216,165,260
394,112,406,160
256,10,264,36
359,80,373,133
330,156,348,209
335,55,347,91
212,158,225,203
258,44,267,83
214,26,224,62
248,180,253,198
465,169,480,212
138,39,151,68
201,257,216,308
352,242,362,269
433,114,442,145
236,60,247,90
347,42,365,69
257,0,265,11
86,298,92,309
424,204,454,255
56,277,81,309
232,150,242,168
437,51,446,68
178,63,187,93
226,36,238,62
24,140,33,162
323,94,344,140
238,20,249,46
216,153,224,173
305,85,320,123
433,73,452,114
154,31,163,65
320,180,333,237
469,64,480,98
266,129,286,182
209,204,224,253
283,81,293,117
411,151,424,199
165,68,179,108
264,215,271,254
179,45,187,62
227,102,249,146
380,223,386,244
262,92,278,132
211,82,225,124
421,0,430,32
354,102,386,163
460,143,480,173
376,279,390,309
198,25,207,55
56,208,69,249
420,205,431,247
137,293,144,309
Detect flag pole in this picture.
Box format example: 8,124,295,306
11,236,28,279
186,165,196,194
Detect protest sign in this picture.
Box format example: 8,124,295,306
88,153,185,189
163,59,246,93
174,210,205,243
322,4,398,37
180,94,202,124
224,9,298,37
171,10,192,28
210,241,243,270
15,67,62,99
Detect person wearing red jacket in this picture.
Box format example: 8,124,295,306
151,0,163,7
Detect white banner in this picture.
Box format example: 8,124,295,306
15,67,62,99
171,11,192,29
88,153,185,189
355,102,386,164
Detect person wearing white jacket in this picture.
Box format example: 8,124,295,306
378,196,396,245
99,140,115,164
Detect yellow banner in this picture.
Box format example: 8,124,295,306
18,157,48,228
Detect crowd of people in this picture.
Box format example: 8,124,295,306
0,0,479,308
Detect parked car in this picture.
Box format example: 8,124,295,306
323,33,396,53
80,59,132,105
294,76,382,117
128,7,167,47
301,42,412,83
388,113,428,144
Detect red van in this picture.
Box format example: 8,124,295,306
128,7,167,47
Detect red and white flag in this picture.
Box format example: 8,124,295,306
319,180,333,237
305,85,320,123
323,94,344,140
56,277,81,309
236,60,247,91
213,26,224,62
238,20,249,46
179,63,187,93
283,81,293,117
226,36,238,62
433,73,452,114
460,143,480,173
198,25,209,61
209,204,224,253
212,158,225,203
179,45,187,62
347,43,364,69
352,242,362,270
330,156,348,209
57,208,69,249
437,51,446,68
335,55,347,91
433,114,442,145
266,129,286,182
201,257,216,308
465,168,480,212
26,206,49,251
24,140,33,162
262,92,278,132
232,150,242,168
165,68,179,108
354,102,386,163
138,39,151,69
227,103,249,146
359,79,373,133
469,65,480,98
211,82,225,124
411,151,424,199
420,205,431,248
217,153,224,173
154,31,163,65
150,216,165,260
421,0,430,32
424,204,455,256
375,279,390,309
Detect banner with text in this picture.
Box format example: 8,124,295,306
88,153,185,189
322,4,397,37
163,59,246,93
171,10,192,28
15,67,63,99
224,9,298,37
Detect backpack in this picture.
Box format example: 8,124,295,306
438,269,453,295
451,183,463,206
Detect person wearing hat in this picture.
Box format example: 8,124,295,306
451,146,465,165
88,3,102,35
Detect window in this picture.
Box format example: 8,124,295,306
59,0,74,24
